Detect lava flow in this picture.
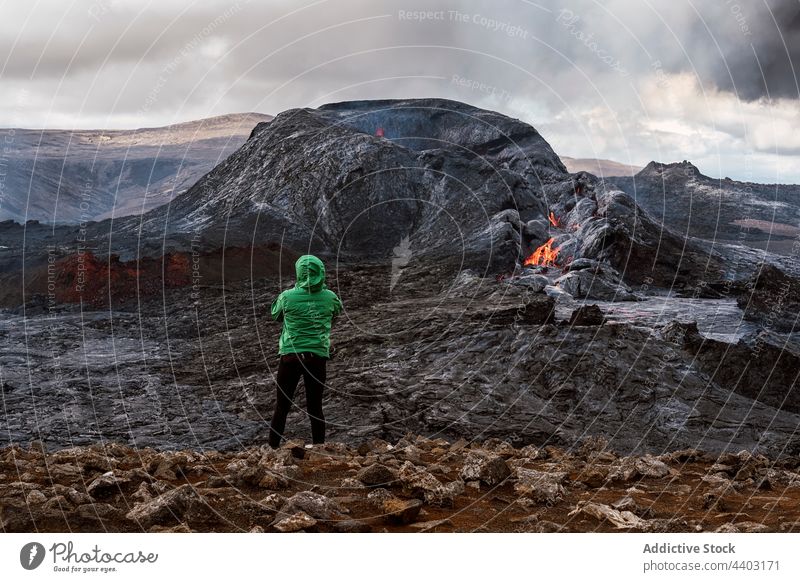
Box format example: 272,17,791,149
548,211,560,227
524,237,559,267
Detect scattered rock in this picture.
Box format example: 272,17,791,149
735,521,770,533
125,484,211,530
273,511,317,532
87,471,129,499
514,468,567,505
460,451,511,486
278,491,344,521
382,498,423,525
357,463,396,488
569,501,649,530
25,489,47,504
397,461,464,507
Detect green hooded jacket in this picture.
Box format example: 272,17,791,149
271,255,342,358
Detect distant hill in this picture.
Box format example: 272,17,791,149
0,112,272,224
610,161,800,256
561,156,643,177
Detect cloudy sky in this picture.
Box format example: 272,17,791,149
3,0,800,182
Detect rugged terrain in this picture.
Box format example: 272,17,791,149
3,435,800,533
2,264,798,456
611,161,800,256
1,98,799,533
0,112,271,224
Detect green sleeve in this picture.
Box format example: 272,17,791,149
332,293,343,318
270,293,284,322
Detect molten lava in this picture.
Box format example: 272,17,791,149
548,211,560,227
524,237,559,267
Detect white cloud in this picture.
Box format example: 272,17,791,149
1,0,800,182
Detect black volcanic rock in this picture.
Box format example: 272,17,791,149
107,98,565,272
75,99,724,293
568,304,605,326
542,176,725,287
737,264,800,332
610,160,800,257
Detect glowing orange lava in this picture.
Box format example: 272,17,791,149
524,237,559,267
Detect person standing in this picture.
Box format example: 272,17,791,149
268,255,342,448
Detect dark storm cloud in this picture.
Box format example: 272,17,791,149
3,0,800,181
691,0,800,101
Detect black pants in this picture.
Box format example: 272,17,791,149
269,352,327,448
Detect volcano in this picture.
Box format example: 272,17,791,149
46,99,728,292
2,98,799,463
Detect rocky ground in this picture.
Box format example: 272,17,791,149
3,434,800,533
2,263,799,457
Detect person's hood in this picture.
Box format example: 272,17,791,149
294,255,327,292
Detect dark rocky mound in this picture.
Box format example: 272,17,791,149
105,98,565,271
610,161,800,257
73,99,723,289
2,100,731,307
737,264,800,332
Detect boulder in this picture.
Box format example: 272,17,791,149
397,461,464,507
511,274,549,293
737,264,800,332
125,484,211,529
568,501,649,530
382,498,423,525
87,471,129,499
25,490,47,505
357,463,397,488
459,451,511,486
513,468,567,505
610,455,672,482
278,491,344,521
273,511,317,532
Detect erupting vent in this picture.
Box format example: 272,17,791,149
524,237,559,267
